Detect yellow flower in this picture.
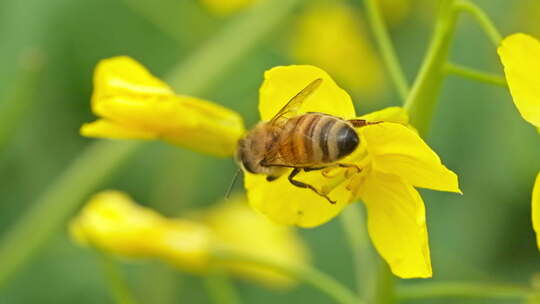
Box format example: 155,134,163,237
81,56,245,157
244,65,461,278
70,191,212,272
198,197,309,287
498,34,540,129
70,191,308,287
199,0,256,16
291,3,384,97
498,33,540,250
534,173,540,250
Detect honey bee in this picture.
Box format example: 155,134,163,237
236,78,373,204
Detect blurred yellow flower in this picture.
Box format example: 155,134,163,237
534,173,540,250
243,65,461,278
498,33,540,250
519,1,540,38
81,56,245,157
70,191,308,287
378,0,412,26
199,0,256,16
198,198,309,287
70,191,211,272
291,3,384,97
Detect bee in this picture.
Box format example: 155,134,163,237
236,78,373,204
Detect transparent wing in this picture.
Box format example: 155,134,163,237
269,78,323,126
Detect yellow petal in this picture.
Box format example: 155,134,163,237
161,96,246,156
533,172,540,250
69,191,211,271
498,33,540,127
359,123,461,193
259,65,356,121
86,56,246,157
201,197,309,287
244,170,353,228
358,106,409,124
92,95,197,128
291,4,384,96
358,171,432,278
92,56,173,112
80,119,157,140
153,219,213,272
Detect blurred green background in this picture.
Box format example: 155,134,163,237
1,0,539,303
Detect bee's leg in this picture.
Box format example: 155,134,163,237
348,119,382,127
266,175,279,182
336,163,362,179
305,164,361,178
303,167,326,172
337,163,361,172
302,166,339,178
287,168,336,204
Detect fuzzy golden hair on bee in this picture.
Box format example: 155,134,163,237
235,78,372,204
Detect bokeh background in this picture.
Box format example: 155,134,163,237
1,0,539,303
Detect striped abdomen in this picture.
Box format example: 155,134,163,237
277,113,359,166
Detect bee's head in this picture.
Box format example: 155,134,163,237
235,137,256,174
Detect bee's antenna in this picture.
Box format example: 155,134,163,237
225,168,242,200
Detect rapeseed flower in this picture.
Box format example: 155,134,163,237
291,3,384,97
197,199,309,286
70,191,308,287
81,56,245,157
244,65,461,278
80,57,460,278
498,33,540,249
70,191,211,271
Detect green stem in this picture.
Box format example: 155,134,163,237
455,0,502,46
212,250,361,304
0,49,45,151
363,0,409,100
0,140,140,286
204,270,241,304
339,204,373,301
445,63,506,87
167,0,303,94
99,252,137,304
120,0,185,42
0,0,303,287
372,260,395,304
404,0,459,136
397,282,533,300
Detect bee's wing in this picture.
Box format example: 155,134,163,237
259,124,288,167
269,78,323,126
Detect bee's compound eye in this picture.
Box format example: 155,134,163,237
336,126,359,158
237,141,255,174
242,157,256,174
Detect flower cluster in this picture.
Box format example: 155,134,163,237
79,57,461,278
245,65,460,278
70,191,308,287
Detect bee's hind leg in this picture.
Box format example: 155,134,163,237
287,168,336,204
